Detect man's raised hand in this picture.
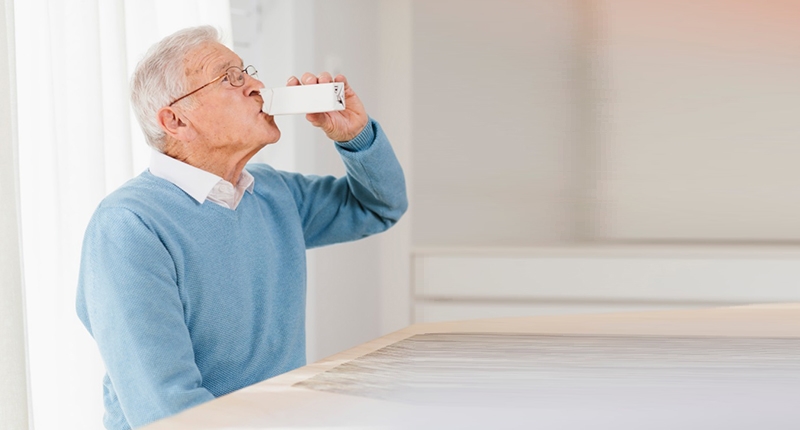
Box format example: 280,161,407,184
286,72,369,142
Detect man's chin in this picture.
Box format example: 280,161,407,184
263,129,281,145
269,134,281,145
258,118,281,144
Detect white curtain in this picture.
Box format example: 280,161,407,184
13,1,232,428
1,0,30,428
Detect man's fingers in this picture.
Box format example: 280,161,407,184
334,74,353,95
305,112,327,127
295,72,339,86
286,76,301,86
301,72,317,85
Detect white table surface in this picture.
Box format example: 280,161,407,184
143,303,800,430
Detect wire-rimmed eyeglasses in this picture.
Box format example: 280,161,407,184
168,65,258,107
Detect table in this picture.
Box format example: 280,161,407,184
144,303,800,429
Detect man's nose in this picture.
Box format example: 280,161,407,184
244,72,264,91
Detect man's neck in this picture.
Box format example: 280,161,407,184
164,140,262,184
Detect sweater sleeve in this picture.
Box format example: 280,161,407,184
279,118,408,248
76,207,214,428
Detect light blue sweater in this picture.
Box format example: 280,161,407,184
76,119,407,429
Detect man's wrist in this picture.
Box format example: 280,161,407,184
335,118,375,152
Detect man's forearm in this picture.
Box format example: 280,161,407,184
335,117,409,224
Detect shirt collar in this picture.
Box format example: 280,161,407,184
239,170,256,194
149,150,254,204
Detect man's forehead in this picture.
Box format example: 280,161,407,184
210,57,245,75
186,42,243,76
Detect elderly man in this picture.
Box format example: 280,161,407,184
76,26,407,429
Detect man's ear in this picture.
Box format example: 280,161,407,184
157,107,197,142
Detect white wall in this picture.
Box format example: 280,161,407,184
593,0,800,242
374,1,414,337
410,0,800,246
411,0,585,247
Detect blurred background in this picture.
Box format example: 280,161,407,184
2,0,800,429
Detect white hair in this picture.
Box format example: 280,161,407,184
130,26,222,152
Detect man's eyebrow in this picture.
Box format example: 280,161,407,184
211,62,232,75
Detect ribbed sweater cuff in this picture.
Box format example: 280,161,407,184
335,117,375,152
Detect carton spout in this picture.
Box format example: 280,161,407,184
261,89,273,114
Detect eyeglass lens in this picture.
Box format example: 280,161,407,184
227,66,257,87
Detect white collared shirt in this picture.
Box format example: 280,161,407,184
149,150,255,210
